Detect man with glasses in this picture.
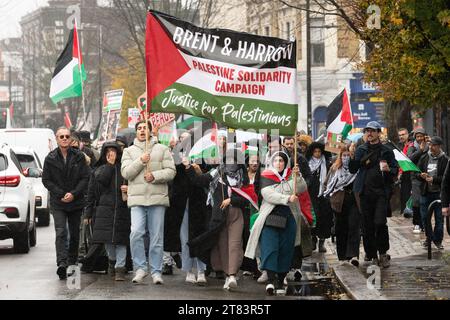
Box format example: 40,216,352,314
349,121,398,268
42,126,91,279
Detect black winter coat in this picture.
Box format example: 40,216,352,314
416,152,449,196
42,147,91,211
186,167,249,265
84,164,131,245
164,163,208,254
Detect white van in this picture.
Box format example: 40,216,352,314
0,129,57,226
0,128,57,167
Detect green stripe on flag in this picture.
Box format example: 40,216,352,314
342,123,352,139
398,160,420,172
152,82,298,135
178,116,206,129
189,145,218,160
50,64,86,104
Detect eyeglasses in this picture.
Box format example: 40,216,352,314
59,135,71,140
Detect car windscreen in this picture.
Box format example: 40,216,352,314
0,154,6,171
16,154,38,169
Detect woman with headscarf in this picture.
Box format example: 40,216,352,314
186,148,258,290
83,141,131,281
323,145,360,266
307,142,333,253
245,151,307,295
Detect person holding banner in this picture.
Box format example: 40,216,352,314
245,151,307,295
121,120,176,284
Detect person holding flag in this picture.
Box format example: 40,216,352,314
121,120,176,285
245,151,307,295
349,121,398,269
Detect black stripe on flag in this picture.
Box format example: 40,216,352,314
52,29,74,77
326,89,344,127
151,10,296,69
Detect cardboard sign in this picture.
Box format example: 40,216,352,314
128,108,140,128
325,132,346,154
149,112,175,129
103,89,124,112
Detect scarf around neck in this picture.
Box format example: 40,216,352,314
309,155,327,196
323,165,356,197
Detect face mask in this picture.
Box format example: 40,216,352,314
342,156,350,167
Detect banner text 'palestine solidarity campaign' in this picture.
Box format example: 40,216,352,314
146,10,298,135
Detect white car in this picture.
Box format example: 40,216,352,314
0,143,38,253
13,146,50,226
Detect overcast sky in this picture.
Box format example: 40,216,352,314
0,0,49,40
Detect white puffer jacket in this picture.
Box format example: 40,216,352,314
121,137,176,207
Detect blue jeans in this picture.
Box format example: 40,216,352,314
420,193,443,243
180,200,206,273
105,244,127,268
130,205,165,275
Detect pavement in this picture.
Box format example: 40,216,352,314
325,213,450,300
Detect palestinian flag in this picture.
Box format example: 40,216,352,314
393,150,420,172
241,143,258,155
189,123,218,160
49,22,86,104
260,168,314,225
326,89,353,140
145,10,298,135
384,141,420,173
231,185,259,211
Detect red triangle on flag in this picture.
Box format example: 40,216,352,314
146,13,191,109
340,88,352,125
72,21,82,66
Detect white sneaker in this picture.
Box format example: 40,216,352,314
276,288,286,296
152,273,164,285
228,275,237,289
132,269,148,284
197,272,207,286
185,272,197,284
257,270,268,283
265,283,275,295
223,276,230,290
413,225,421,234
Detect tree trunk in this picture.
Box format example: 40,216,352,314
385,100,413,143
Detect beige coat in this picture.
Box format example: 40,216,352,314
244,174,308,260
121,137,176,207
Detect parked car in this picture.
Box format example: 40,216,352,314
12,146,50,226
0,128,56,168
0,143,38,253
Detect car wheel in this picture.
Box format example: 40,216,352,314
30,221,37,247
37,209,50,227
14,224,31,254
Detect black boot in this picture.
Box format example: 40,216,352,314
162,264,173,275
318,239,327,253
108,260,116,277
